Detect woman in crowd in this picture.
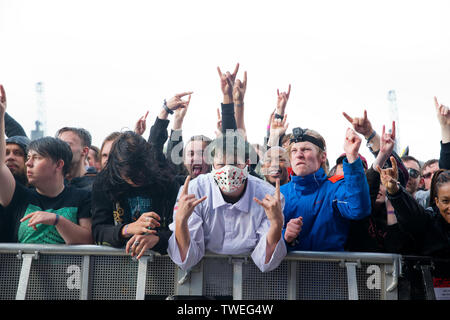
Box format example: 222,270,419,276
379,159,450,258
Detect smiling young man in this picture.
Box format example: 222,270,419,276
0,88,93,244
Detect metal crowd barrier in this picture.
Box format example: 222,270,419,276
0,243,402,300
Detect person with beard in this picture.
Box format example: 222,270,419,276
91,131,180,258
56,127,96,192
401,155,422,198
168,132,287,272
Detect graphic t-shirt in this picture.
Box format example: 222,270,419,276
5,183,91,244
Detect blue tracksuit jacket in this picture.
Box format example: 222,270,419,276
281,157,371,251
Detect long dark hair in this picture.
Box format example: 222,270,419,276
96,131,174,200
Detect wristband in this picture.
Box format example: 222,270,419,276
274,113,284,120
123,224,129,237
366,130,376,143
53,214,60,226
163,99,174,114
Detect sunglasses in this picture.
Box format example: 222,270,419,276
422,172,433,179
408,168,420,179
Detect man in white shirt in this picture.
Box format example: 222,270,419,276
168,133,287,272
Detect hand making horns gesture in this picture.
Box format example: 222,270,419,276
217,63,240,102
253,178,283,225
342,109,374,138
376,156,400,195
176,175,207,222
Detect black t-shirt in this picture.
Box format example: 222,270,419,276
4,183,91,244
91,177,179,254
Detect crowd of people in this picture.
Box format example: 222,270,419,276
0,63,449,274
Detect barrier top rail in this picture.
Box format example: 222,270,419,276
0,243,401,263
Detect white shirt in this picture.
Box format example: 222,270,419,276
168,173,287,272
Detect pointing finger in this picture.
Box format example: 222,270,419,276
342,112,353,124
182,175,191,196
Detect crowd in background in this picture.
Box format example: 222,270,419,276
0,63,449,274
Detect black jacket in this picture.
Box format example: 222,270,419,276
91,174,179,254
387,185,450,258
345,167,417,254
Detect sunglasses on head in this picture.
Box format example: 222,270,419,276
408,168,420,179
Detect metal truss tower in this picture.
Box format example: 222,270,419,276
30,82,46,140
387,90,402,155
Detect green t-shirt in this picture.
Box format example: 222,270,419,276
5,183,91,244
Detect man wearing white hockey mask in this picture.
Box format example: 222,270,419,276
168,131,287,273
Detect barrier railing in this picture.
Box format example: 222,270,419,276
0,243,402,300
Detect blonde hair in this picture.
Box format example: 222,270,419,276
287,129,328,174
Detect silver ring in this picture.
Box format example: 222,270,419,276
133,241,140,246
145,217,150,222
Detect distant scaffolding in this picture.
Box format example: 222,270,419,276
30,82,46,140
387,90,401,154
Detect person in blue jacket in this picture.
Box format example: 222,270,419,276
281,126,371,251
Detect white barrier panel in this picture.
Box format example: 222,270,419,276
0,243,401,300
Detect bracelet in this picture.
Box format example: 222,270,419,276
235,103,244,108
123,224,129,237
366,130,376,143
163,99,174,114
53,214,60,226
274,113,284,120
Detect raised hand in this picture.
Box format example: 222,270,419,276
268,113,289,147
342,110,374,138
376,156,400,194
253,178,283,226
173,95,191,130
0,85,6,114
276,84,291,116
217,63,239,104
175,175,207,223
233,71,247,103
134,111,149,136
380,121,396,155
343,128,362,163
215,108,222,137
166,92,193,112
434,96,450,127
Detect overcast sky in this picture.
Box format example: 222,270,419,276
1,0,449,166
